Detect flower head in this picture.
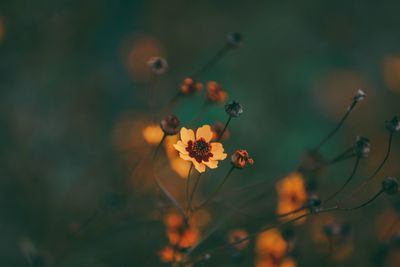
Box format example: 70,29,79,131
225,101,244,117
231,149,254,169
173,125,227,173
180,77,203,95
355,136,370,158
276,172,308,223
382,176,399,195
206,81,228,104
353,89,366,102
226,32,243,48
147,57,168,75
386,116,400,133
160,115,180,135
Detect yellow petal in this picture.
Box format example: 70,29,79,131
192,161,206,173
179,153,192,161
204,160,218,169
196,125,212,142
173,141,188,155
180,127,195,144
210,142,227,160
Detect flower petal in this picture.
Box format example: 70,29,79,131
192,161,206,173
180,127,195,145
204,160,218,169
196,125,213,142
173,141,188,155
179,153,192,161
210,142,227,160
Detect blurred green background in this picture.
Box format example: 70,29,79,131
1,0,400,266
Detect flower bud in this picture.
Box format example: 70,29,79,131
307,195,321,213
160,115,180,135
226,32,243,47
385,116,400,133
147,57,168,75
206,81,228,104
382,176,399,195
355,136,370,158
353,89,366,102
225,101,243,117
231,150,254,169
180,77,203,95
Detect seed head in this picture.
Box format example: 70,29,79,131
382,176,399,195
225,101,243,117
385,116,400,133
353,89,366,102
226,32,243,47
147,57,168,75
355,136,371,158
160,115,180,135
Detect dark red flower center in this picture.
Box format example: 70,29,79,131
186,138,213,163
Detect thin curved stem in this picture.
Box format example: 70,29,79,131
325,156,360,202
186,187,385,264
340,131,394,204
188,173,202,211
217,116,232,142
337,189,384,211
328,146,355,165
276,206,307,218
152,134,188,224
185,163,194,214
192,44,230,78
315,100,358,150
195,167,235,211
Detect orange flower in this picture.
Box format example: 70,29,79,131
231,149,254,169
256,229,287,260
142,124,164,145
159,246,183,263
180,77,203,95
276,172,308,222
206,81,228,104
173,125,227,173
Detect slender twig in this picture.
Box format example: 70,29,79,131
315,99,358,150
325,156,361,202
192,45,230,78
341,131,394,204
276,206,307,218
217,116,232,142
337,189,384,211
185,163,194,214
188,173,202,211
328,146,355,165
195,167,235,211
152,134,188,224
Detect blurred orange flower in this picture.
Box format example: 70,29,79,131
173,125,227,173
256,229,287,259
180,77,203,95
206,81,228,104
159,246,182,263
142,124,164,145
255,229,296,267
276,172,308,223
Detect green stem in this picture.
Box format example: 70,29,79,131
195,166,235,211
217,116,232,142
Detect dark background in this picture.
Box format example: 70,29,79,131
1,0,400,266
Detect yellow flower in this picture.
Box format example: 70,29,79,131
276,172,308,223
173,125,227,173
